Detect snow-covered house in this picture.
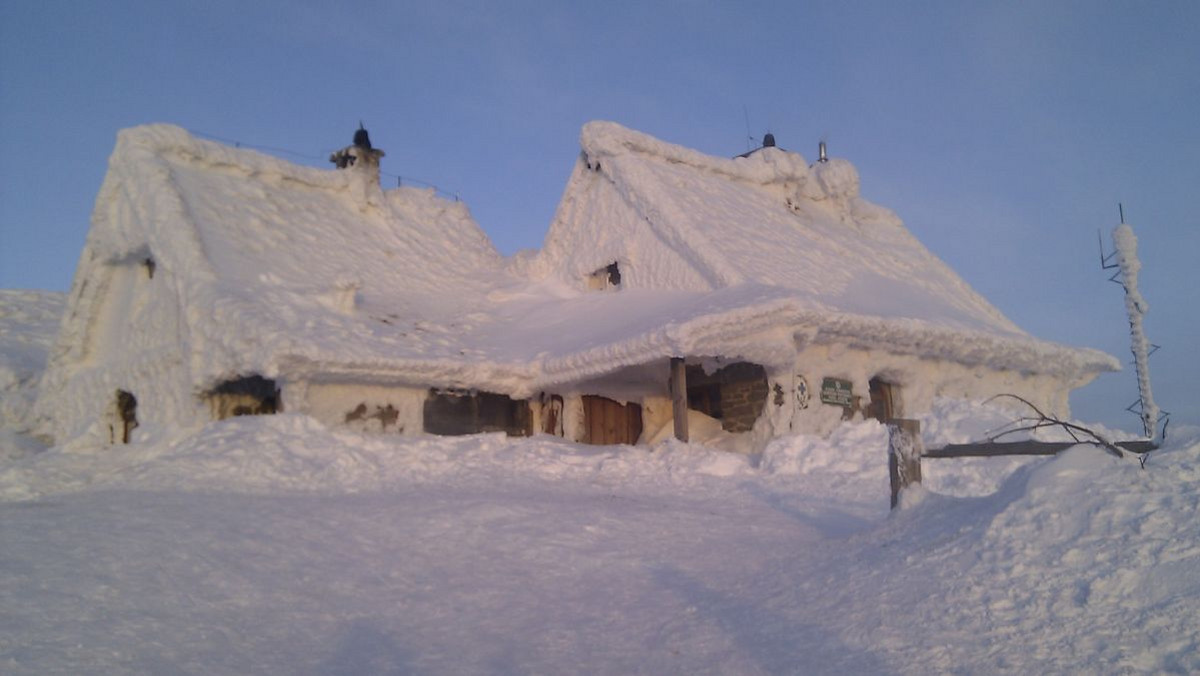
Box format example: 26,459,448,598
33,122,1118,451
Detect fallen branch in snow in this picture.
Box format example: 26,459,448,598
983,394,1132,460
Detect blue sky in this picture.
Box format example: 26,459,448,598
2,0,1197,432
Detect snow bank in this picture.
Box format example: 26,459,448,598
0,413,767,501
3,412,1197,674
877,426,1200,672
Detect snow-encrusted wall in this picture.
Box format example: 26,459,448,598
35,256,199,444
779,343,1076,440
305,382,425,435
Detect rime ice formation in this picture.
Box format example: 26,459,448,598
1112,223,1160,437
32,122,1118,446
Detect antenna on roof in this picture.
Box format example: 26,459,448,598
1119,202,1125,223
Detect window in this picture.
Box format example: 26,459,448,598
423,390,531,437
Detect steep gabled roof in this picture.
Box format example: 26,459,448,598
537,121,1022,336
53,125,522,390
530,121,1116,379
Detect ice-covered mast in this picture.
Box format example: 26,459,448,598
1102,206,1163,439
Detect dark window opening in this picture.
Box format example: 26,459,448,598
423,389,531,437
541,393,564,436
605,262,621,286
588,262,622,290
208,375,280,420
685,362,769,433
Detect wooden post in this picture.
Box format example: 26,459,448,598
887,418,923,509
670,357,689,442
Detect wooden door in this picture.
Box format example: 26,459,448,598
582,395,643,445
867,378,897,423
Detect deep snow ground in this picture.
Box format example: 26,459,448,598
2,415,1198,675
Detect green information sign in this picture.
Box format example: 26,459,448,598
820,377,854,407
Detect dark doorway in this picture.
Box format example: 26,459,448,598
112,389,138,443
208,376,280,420
684,362,769,433
867,378,898,423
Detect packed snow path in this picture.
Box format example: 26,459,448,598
2,418,1198,675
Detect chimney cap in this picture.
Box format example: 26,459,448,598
763,133,776,148
353,122,372,150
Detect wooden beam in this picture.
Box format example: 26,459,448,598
924,439,1157,459
670,357,689,442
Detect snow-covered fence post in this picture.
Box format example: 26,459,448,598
888,419,923,509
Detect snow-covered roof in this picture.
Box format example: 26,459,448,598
528,121,1117,381
52,123,1115,399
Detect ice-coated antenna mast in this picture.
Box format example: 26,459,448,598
1101,204,1167,441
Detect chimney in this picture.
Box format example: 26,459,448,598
817,141,828,163
330,122,385,182
763,133,776,148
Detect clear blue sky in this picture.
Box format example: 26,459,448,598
2,0,1196,433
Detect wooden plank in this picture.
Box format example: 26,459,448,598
671,357,689,442
924,439,1158,458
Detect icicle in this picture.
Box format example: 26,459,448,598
1111,223,1160,438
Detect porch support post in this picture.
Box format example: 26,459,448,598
670,357,689,442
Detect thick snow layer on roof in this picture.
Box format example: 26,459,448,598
64,125,524,387
42,123,1114,411
540,122,1025,335
526,121,1116,382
